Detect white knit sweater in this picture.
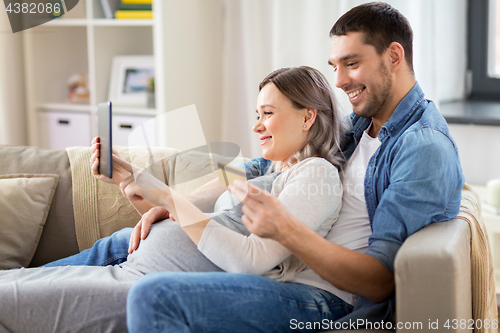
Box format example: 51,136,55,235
198,157,342,281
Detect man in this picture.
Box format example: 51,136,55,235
124,2,464,332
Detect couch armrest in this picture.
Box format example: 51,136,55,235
394,219,472,332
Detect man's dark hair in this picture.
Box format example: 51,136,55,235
330,2,414,73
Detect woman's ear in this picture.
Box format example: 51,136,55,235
304,109,317,130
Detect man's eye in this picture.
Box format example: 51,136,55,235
347,62,358,67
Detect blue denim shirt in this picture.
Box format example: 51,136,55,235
243,83,465,324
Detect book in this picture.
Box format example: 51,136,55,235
119,4,152,11
121,0,153,4
115,10,153,19
100,0,121,19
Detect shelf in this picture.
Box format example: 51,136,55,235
92,19,155,27
41,18,154,27
37,103,92,113
43,19,89,26
441,101,500,127
112,106,157,116
37,103,157,116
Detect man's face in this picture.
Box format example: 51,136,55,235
328,31,393,119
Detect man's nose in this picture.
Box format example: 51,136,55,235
334,68,348,90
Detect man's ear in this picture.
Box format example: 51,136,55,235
388,41,405,71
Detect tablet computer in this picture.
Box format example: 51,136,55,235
98,101,113,179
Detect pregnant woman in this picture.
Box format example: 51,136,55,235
0,66,346,333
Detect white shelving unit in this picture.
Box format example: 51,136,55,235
23,0,223,150
23,0,165,148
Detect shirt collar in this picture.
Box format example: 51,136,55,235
378,82,425,141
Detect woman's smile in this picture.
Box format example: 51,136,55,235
260,136,272,146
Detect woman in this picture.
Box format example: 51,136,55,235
0,66,346,332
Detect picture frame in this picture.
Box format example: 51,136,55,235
108,56,155,107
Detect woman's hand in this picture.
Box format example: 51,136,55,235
119,171,172,210
90,137,133,186
91,137,159,215
128,206,173,253
228,179,297,243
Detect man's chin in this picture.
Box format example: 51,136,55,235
352,106,371,119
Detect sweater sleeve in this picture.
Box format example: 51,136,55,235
197,158,342,275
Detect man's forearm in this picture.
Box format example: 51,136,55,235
279,218,395,303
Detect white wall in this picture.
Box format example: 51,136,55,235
448,124,500,185
161,0,223,145
218,0,468,158
0,7,27,145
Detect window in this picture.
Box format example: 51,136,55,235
468,0,500,99
489,0,500,76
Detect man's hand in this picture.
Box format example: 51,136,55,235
229,179,394,302
128,206,172,253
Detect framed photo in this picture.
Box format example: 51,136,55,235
108,56,155,107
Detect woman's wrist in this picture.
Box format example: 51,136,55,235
160,188,175,214
113,170,132,187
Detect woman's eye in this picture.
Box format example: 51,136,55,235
256,112,272,120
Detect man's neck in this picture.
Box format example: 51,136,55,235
368,77,416,138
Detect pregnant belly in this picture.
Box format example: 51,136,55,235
119,219,223,275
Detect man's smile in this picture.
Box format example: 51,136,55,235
346,87,365,103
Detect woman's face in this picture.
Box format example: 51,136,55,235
253,83,310,164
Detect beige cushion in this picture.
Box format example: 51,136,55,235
0,174,59,269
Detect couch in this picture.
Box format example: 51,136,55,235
0,145,476,332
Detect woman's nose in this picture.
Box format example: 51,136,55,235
253,118,264,133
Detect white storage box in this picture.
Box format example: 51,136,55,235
38,111,91,150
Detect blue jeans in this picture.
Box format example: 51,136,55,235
126,272,353,333
43,228,133,267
